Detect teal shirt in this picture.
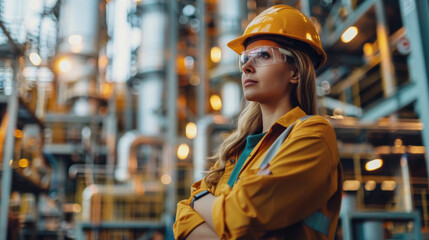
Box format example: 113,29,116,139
227,132,266,188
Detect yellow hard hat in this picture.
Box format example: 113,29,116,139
227,5,327,68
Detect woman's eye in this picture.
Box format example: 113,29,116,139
242,56,249,64
257,51,271,59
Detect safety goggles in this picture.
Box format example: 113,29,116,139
239,46,293,71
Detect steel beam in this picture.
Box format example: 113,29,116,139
398,0,429,180
361,83,417,121
375,0,396,98
166,0,178,238
197,0,207,118
0,60,19,240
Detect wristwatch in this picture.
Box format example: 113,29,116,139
190,190,210,209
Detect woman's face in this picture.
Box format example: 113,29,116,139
241,39,298,105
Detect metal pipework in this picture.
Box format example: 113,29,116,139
375,0,396,98
115,131,165,182
213,0,245,118
69,164,111,179
193,115,231,181
134,0,168,135
81,181,165,222
56,0,103,114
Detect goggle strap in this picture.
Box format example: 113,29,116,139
278,48,293,57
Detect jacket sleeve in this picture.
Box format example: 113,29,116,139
211,118,340,239
174,164,218,239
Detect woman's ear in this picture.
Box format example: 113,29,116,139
290,70,300,84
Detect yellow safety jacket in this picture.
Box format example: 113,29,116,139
174,107,342,240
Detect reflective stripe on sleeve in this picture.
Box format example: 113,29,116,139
303,211,330,236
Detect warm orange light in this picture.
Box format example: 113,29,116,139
189,74,200,86
72,203,82,213
161,174,171,185
210,47,222,63
381,180,396,191
98,55,109,69
364,180,376,191
343,180,360,191
29,52,42,66
210,94,222,111
58,59,71,72
185,122,197,139
101,83,114,98
18,158,29,168
365,159,383,171
177,144,190,160
363,43,374,57
14,129,23,138
341,26,358,43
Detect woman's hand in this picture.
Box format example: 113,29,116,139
186,223,219,240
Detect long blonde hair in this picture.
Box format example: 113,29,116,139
204,46,318,188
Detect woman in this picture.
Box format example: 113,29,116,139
174,5,342,240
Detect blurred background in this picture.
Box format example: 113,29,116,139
0,0,428,239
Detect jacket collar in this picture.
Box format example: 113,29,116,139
275,106,307,128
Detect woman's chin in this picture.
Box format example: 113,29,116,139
243,94,261,103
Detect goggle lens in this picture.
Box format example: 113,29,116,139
239,46,293,71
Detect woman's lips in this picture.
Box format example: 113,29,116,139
243,79,258,87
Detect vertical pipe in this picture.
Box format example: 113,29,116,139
398,0,429,181
221,81,241,118
300,0,311,17
216,0,244,118
400,154,413,212
166,0,178,235
136,1,167,135
105,90,117,181
422,189,428,228
197,0,207,118
0,59,19,240
137,75,163,135
111,0,131,83
375,0,396,98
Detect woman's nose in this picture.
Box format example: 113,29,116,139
241,59,255,73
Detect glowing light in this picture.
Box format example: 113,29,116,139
98,55,109,69
68,35,83,53
189,74,200,86
306,33,313,41
210,94,222,111
58,59,71,72
364,180,376,191
341,26,358,43
18,158,29,168
29,52,42,66
363,43,374,57
68,35,82,45
365,159,383,171
161,174,172,185
210,47,222,63
72,203,82,213
177,144,190,160
101,83,114,98
381,180,396,191
15,129,23,138
343,180,360,191
186,122,197,139
394,139,403,147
